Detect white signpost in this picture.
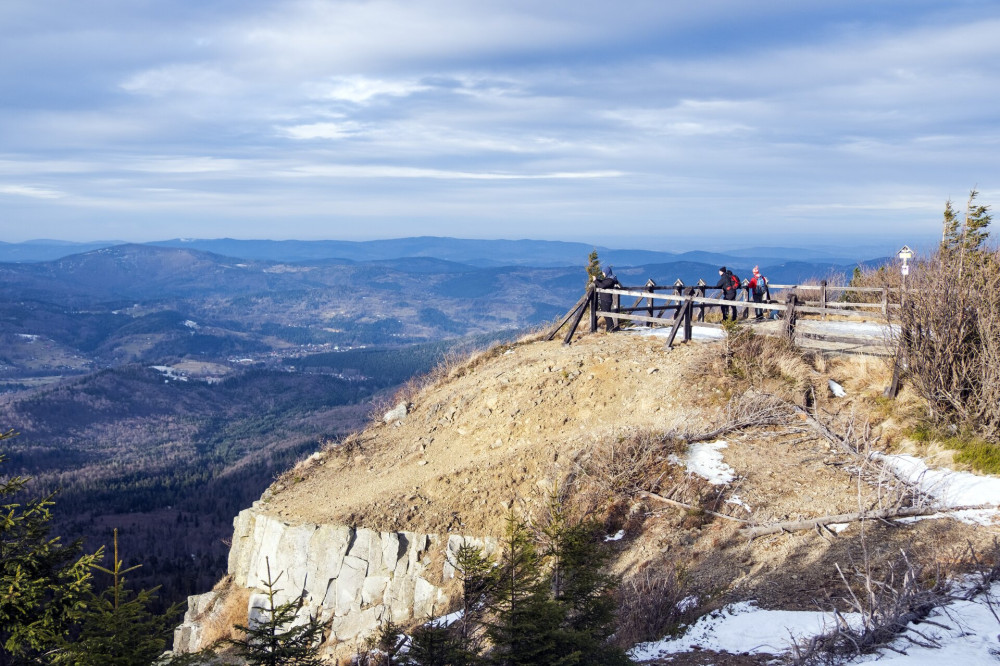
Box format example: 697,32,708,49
898,245,912,291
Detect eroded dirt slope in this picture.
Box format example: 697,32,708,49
261,328,996,660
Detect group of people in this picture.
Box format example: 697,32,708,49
589,263,773,329
714,265,771,321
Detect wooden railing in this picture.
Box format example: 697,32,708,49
546,279,898,350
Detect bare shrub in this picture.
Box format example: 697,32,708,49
578,428,686,500
790,550,952,665
687,391,795,444
891,250,1000,440
614,566,692,647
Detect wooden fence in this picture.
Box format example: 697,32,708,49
547,278,898,351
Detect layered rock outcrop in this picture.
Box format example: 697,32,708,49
173,506,493,654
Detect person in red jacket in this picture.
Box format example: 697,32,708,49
748,266,770,320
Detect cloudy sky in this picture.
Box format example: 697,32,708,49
1,1,997,249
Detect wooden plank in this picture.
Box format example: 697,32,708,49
545,289,592,341
563,289,592,345
663,296,690,348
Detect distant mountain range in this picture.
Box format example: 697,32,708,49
0,236,888,269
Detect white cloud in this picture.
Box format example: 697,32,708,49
278,121,364,140
120,64,239,96
284,164,624,180
306,75,429,104
0,184,66,199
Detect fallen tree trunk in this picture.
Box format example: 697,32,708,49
742,504,989,540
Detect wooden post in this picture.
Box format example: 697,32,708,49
683,288,694,342
646,279,656,326
696,279,707,322
588,285,598,333
665,292,694,349
820,280,827,320
611,290,621,332
544,289,591,341
740,279,750,320
783,292,798,342
673,279,684,320
882,287,888,317
565,289,593,345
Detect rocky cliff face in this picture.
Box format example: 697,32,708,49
174,506,493,654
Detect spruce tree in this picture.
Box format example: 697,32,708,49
941,189,992,279
586,250,602,283
1,432,101,663
539,493,631,666
484,512,565,666
227,558,324,666
52,529,182,666
451,543,496,646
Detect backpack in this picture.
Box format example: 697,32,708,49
754,276,767,296
728,272,741,291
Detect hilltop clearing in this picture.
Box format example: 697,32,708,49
255,327,999,662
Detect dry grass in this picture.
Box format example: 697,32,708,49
719,321,812,394
197,584,252,649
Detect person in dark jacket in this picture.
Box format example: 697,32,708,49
714,266,739,321
593,269,621,330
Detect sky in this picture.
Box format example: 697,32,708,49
1,1,998,250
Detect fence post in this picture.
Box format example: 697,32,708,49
646,278,657,325
741,279,750,320
683,288,694,341
673,279,684,320
696,279,707,321
820,280,827,319
589,286,598,333
882,287,888,317
783,293,798,342
611,290,621,332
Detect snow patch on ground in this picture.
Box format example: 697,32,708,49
629,601,862,660
629,325,724,341
670,441,735,485
877,454,1000,525
631,582,1000,663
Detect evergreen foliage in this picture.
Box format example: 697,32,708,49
1,430,100,663
586,250,602,283
941,189,992,279
227,558,324,666
52,529,182,666
405,624,479,666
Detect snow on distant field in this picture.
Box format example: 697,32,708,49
630,583,1000,663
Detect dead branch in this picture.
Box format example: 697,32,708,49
638,490,749,524
743,504,989,540
686,392,794,443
